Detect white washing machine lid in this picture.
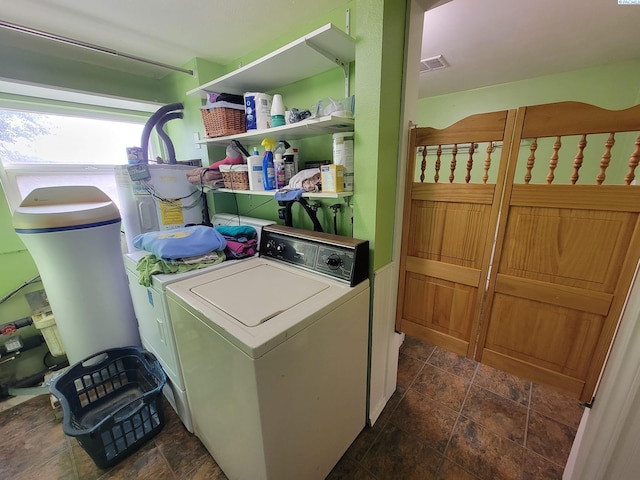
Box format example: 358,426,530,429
190,264,328,327
167,257,367,358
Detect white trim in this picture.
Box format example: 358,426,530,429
0,77,161,113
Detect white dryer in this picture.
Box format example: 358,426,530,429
166,225,370,480
123,214,273,432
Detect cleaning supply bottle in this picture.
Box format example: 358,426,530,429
247,147,264,191
261,138,276,190
271,94,285,127
274,141,288,189
274,153,286,189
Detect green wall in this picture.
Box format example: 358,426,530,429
0,0,407,317
417,60,640,186
418,60,640,128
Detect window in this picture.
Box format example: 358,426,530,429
0,83,161,213
0,111,148,212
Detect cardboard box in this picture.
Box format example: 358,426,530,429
321,165,344,193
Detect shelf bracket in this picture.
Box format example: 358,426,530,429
304,40,351,97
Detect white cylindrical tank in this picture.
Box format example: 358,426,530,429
13,186,140,364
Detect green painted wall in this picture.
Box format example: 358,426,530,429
354,0,406,269
417,60,640,185
0,0,407,309
418,60,640,128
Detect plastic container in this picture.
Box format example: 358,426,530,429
271,94,285,127
332,132,354,191
274,153,286,189
13,186,141,364
247,155,265,191
32,312,66,357
50,347,167,469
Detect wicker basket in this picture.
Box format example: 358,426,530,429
201,104,246,138
220,164,250,190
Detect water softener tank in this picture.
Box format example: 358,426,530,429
13,186,141,364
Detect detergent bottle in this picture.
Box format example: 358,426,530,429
261,138,276,190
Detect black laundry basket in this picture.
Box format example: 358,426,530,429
50,346,167,469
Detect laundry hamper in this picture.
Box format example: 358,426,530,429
50,347,166,469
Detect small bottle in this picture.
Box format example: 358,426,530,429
274,153,286,189
271,94,285,127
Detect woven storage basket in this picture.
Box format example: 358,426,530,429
201,104,246,138
220,164,250,190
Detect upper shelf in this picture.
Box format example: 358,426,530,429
187,24,355,97
196,114,354,147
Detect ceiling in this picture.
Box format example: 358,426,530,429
1,0,639,99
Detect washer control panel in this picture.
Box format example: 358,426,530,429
260,225,369,286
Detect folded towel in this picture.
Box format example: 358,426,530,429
136,251,225,286
133,225,227,260
215,225,257,240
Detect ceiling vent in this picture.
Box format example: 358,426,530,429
420,55,448,73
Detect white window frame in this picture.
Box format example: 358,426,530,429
0,79,162,213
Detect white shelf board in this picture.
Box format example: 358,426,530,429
187,24,355,97
197,115,354,146
210,188,353,200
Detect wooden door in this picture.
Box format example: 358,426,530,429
476,102,640,402
395,109,517,356
396,102,640,402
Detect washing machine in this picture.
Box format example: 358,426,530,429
123,214,274,432
166,224,370,480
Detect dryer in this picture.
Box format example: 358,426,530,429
123,214,273,432
167,225,369,480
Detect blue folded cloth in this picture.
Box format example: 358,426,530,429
133,225,227,260
274,189,305,201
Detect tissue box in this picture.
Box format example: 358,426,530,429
244,93,272,130
321,165,344,193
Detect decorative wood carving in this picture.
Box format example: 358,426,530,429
465,144,474,183
547,136,561,184
419,146,427,183
525,138,537,184
483,143,494,184
596,133,615,185
571,134,587,184
449,144,458,183
624,136,640,185
435,145,442,183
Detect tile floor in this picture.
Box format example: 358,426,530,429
0,335,583,480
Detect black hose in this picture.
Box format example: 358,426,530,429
155,111,183,164
140,102,184,162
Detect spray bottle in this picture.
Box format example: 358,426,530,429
261,138,276,190
274,141,288,189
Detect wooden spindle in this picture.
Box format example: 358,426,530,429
624,136,640,185
571,134,587,184
482,143,494,184
419,146,427,183
449,144,458,183
435,145,442,183
525,138,537,184
547,136,561,184
465,144,474,183
596,133,615,185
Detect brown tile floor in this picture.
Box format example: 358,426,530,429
0,335,583,480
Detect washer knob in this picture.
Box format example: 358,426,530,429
326,254,342,269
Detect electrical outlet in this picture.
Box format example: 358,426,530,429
193,132,201,149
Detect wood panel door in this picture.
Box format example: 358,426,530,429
397,101,640,402
395,110,517,356
476,102,640,402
